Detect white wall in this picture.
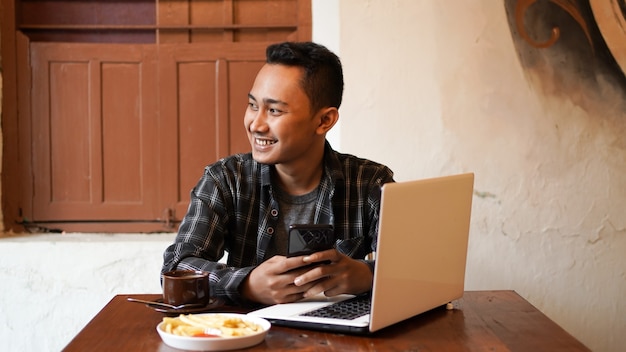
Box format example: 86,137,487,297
312,0,341,149
1,1,625,351
0,233,174,351
334,1,625,352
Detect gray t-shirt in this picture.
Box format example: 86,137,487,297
264,185,319,259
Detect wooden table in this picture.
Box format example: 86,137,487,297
63,290,589,351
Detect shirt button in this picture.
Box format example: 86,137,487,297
267,227,275,235
270,209,279,217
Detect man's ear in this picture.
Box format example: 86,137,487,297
316,107,339,135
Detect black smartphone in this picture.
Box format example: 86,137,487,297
287,224,335,257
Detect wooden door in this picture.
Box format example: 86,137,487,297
29,43,161,231
2,0,311,233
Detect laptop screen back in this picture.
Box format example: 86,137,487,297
369,173,474,331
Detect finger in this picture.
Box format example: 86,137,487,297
272,255,316,274
303,286,326,298
318,284,343,298
279,291,307,304
303,277,338,298
303,249,338,263
293,264,329,286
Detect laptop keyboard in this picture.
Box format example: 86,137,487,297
301,294,371,320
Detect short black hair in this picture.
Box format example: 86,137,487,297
266,42,344,112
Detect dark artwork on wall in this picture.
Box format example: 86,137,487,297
504,0,626,110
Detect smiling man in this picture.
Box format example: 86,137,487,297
162,42,395,306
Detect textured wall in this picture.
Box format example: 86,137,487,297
335,1,625,351
0,234,173,351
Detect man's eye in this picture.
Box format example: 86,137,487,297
268,108,283,116
248,102,258,111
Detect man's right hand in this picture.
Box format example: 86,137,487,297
240,255,324,304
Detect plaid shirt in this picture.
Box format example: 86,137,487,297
162,141,394,305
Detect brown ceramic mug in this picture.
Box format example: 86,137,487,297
162,270,211,306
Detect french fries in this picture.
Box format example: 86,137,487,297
161,314,263,338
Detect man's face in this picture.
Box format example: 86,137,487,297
244,64,322,165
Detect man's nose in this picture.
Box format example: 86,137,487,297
249,109,268,132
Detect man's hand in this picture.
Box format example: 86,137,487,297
241,255,323,305
293,249,373,298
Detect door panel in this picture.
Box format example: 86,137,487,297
48,60,91,203
157,43,265,219
158,0,309,44
30,43,160,222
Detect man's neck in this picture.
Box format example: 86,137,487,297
274,147,325,196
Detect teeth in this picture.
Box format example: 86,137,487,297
256,139,276,146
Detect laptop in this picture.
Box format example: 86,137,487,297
247,172,474,334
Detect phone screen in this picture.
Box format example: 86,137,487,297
287,224,335,257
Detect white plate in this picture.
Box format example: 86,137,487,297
156,313,271,351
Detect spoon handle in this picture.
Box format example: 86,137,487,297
126,297,174,308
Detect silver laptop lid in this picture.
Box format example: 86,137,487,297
369,173,474,332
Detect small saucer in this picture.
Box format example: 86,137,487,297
147,298,224,315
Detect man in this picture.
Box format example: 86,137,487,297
162,42,394,306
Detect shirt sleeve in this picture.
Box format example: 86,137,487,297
161,167,257,306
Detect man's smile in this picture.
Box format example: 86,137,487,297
255,138,277,146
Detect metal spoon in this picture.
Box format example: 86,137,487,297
126,297,205,310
